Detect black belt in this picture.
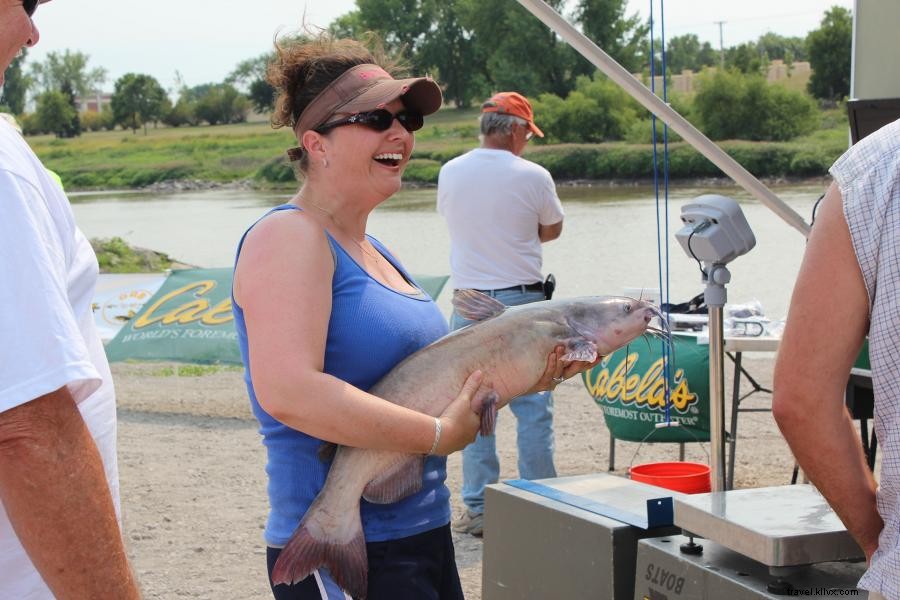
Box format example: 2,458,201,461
470,282,543,294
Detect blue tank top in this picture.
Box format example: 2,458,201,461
232,204,451,546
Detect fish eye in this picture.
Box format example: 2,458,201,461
623,302,632,313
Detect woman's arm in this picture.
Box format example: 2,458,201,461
234,210,481,455
772,182,882,559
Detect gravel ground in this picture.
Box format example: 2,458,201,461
114,355,801,599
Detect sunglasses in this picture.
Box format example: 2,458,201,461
315,109,424,134
23,0,39,17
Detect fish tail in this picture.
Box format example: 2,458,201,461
271,513,368,598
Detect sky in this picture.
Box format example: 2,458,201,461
26,0,854,94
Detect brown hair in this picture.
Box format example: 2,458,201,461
268,31,401,170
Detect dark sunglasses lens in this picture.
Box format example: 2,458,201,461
24,0,38,16
342,109,424,133
397,111,424,132
357,110,394,131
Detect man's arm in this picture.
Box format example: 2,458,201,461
772,183,882,560
538,220,563,242
0,387,140,599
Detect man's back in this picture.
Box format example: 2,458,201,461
438,148,562,290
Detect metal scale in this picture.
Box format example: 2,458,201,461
633,196,867,599
480,2,888,598
483,197,868,600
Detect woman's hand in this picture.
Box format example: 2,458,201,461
432,370,485,456
526,345,601,394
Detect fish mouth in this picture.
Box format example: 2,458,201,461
639,303,675,361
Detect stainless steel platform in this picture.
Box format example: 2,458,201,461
483,473,681,600
674,484,863,567
633,534,868,600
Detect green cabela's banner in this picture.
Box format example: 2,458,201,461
583,334,710,443
103,269,450,365
105,268,240,364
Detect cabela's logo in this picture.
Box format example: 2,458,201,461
585,352,698,411
133,281,232,329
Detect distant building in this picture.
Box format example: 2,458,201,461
75,91,112,113
640,60,812,95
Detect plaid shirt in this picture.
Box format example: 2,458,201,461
832,117,900,598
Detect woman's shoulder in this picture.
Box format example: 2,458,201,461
245,206,329,253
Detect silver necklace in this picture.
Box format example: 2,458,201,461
301,197,383,263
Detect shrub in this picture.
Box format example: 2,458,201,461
79,110,111,132
532,74,642,143
403,159,442,183
694,70,819,141
255,155,296,184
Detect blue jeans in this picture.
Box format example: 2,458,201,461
450,288,556,515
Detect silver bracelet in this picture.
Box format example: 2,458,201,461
428,417,442,455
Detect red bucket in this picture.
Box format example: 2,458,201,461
629,461,711,494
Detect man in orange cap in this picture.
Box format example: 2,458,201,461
0,1,139,597
438,91,565,536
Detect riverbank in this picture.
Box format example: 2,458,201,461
29,110,848,192
114,356,798,599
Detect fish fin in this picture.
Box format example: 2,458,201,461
452,289,507,322
362,456,424,504
562,339,598,363
271,507,368,598
317,442,338,463
476,390,499,436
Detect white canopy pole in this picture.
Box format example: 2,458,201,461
516,0,811,237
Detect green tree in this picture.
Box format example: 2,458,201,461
1,49,32,115
462,0,582,98
57,80,82,138
30,50,106,97
227,53,275,113
111,73,168,134
329,10,366,38
419,2,485,108
725,42,767,74
34,90,77,138
806,6,852,102
756,32,806,63
192,83,249,125
161,96,196,127
573,0,649,73
663,34,716,74
355,0,437,71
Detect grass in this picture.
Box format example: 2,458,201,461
30,121,297,189
144,364,243,377
26,106,849,190
92,236,173,273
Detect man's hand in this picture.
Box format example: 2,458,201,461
527,344,599,394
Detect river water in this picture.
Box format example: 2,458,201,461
70,182,825,320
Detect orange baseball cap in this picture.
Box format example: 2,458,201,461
481,91,544,138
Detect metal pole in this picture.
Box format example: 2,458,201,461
515,0,811,238
705,264,729,492
715,21,726,70
708,305,727,491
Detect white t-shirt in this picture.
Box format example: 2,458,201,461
0,120,120,599
437,148,564,290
